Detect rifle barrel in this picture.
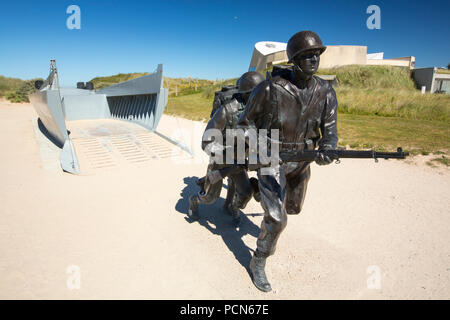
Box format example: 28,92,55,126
333,150,374,158
279,148,409,162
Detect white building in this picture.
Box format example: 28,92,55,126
248,41,415,71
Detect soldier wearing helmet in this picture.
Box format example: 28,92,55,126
238,31,338,292
188,71,265,225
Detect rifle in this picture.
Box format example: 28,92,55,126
279,147,409,163
207,147,409,185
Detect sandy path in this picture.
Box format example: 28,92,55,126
0,100,449,299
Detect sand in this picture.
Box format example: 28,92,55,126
0,99,449,299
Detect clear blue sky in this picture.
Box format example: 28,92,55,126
0,0,449,86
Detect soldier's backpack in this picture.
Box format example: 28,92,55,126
210,85,239,118
266,64,294,81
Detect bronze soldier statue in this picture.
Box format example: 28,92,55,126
195,77,261,215
238,31,338,292
189,71,265,225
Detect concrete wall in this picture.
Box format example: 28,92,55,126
411,68,450,93
249,50,288,72
62,93,111,121
265,51,289,68
412,68,435,92
248,50,263,72
433,72,450,93
367,56,415,69
249,43,415,71
319,46,367,69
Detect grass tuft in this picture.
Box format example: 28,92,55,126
430,156,449,166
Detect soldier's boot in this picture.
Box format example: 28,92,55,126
249,253,272,292
225,201,241,227
223,177,235,212
250,177,261,202
188,195,200,221
196,177,206,194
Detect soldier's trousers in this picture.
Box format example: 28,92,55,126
196,164,252,209
256,162,311,257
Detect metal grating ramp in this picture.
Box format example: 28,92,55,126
67,119,191,174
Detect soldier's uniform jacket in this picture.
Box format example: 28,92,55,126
238,71,338,153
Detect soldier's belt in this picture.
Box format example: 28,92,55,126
279,139,316,151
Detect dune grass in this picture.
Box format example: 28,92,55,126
336,88,449,122
320,65,449,122
317,65,416,90
200,78,239,99
89,73,217,96
0,76,23,97
0,76,43,103
90,72,150,89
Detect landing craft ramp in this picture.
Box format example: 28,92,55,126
30,60,190,174
67,119,191,174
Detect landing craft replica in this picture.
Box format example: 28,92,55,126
29,60,168,174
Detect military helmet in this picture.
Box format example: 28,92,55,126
235,77,241,88
287,31,326,63
237,71,265,93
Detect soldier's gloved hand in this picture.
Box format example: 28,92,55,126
315,149,333,166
